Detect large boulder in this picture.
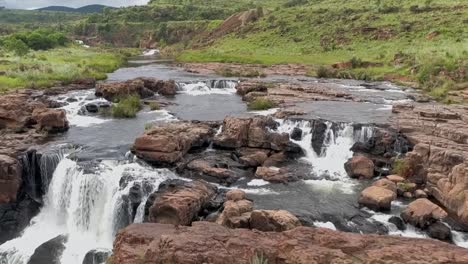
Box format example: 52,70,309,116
255,166,297,183
216,199,253,229
345,155,375,179
137,77,177,96
27,235,67,264
250,210,301,232
32,108,69,132
95,79,154,101
427,221,452,242
132,121,214,165
214,116,292,152
372,178,397,193
83,249,111,264
145,180,218,226
0,155,20,204
111,222,468,264
358,186,396,211
401,198,448,228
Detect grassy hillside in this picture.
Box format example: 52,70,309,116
178,0,467,102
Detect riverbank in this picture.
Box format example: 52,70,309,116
0,47,135,93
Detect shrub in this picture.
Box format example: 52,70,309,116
248,98,277,110
148,101,160,110
250,253,268,264
316,66,335,78
111,95,141,118
350,57,363,68
392,158,410,176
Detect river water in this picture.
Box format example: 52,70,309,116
0,55,467,264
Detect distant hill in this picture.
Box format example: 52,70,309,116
37,4,113,13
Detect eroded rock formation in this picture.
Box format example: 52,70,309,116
111,222,468,264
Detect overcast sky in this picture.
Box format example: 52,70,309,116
3,0,149,9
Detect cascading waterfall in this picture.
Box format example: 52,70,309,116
276,119,370,181
176,80,238,95
56,90,109,127
0,158,178,264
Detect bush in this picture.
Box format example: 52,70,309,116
111,95,141,118
316,66,335,78
248,98,277,110
392,158,410,176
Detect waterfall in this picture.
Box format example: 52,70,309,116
276,119,368,181
0,158,178,264
176,80,237,95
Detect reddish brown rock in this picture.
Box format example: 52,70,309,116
225,189,246,202
401,198,448,228
391,104,468,226
214,116,291,152
216,199,253,229
255,166,292,183
236,82,267,96
31,108,69,132
345,155,375,179
372,178,397,193
132,121,214,165
0,155,20,204
386,174,405,183
147,180,217,226
111,222,468,264
238,151,268,167
359,186,396,211
250,210,301,232
186,159,240,184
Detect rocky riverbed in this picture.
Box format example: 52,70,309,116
0,58,467,264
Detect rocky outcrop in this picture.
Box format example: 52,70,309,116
216,189,300,231
372,178,397,193
0,155,20,204
214,116,299,154
111,222,468,264
250,210,301,232
132,121,215,165
144,180,219,225
210,8,263,38
401,198,448,228
358,186,396,211
31,108,68,132
391,104,468,227
345,155,375,179
95,78,177,101
255,166,299,183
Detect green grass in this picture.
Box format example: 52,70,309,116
111,95,141,118
0,47,125,93
175,0,468,103
248,98,277,110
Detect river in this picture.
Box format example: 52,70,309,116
0,55,467,264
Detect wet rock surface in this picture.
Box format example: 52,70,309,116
27,235,67,264
111,222,468,264
401,198,448,228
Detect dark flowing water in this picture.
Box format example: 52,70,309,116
0,57,466,264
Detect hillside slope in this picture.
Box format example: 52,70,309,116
37,4,112,13
178,0,467,103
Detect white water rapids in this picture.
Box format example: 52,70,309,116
176,80,237,96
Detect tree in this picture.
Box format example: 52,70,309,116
3,38,29,56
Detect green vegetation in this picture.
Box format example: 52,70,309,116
176,0,467,103
392,158,410,177
1,30,68,54
250,253,268,264
148,101,160,110
0,47,124,92
248,98,277,110
111,95,141,118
